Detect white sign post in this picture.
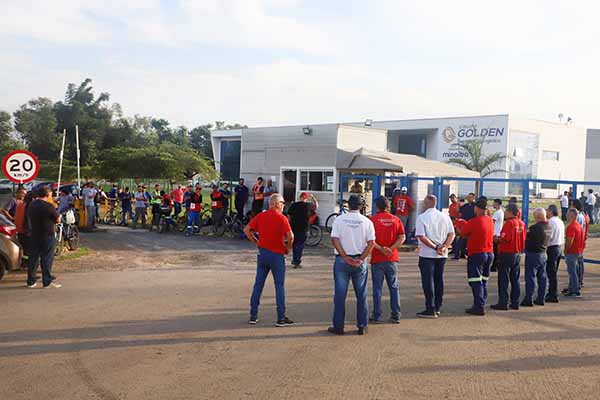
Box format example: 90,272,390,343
2,150,40,185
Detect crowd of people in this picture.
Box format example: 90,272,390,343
244,189,591,335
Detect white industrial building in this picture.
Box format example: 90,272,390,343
211,114,587,222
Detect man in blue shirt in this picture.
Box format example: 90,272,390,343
119,187,133,226
234,178,249,221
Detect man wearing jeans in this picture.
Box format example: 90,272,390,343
414,194,455,318
81,182,98,230
458,197,494,316
26,186,61,289
545,205,564,303
369,196,405,324
287,192,318,268
491,204,526,311
522,208,552,307
244,194,295,327
564,208,584,297
328,195,375,336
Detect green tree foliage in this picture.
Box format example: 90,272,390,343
98,144,217,182
0,110,21,154
446,138,508,177
189,122,246,159
13,98,59,159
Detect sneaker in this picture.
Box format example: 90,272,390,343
248,317,259,325
327,326,344,335
533,299,545,306
416,310,438,319
435,310,441,317
465,307,485,316
27,282,38,289
563,291,582,297
44,282,62,289
509,304,520,310
490,304,509,311
545,297,559,304
275,317,294,327
389,316,401,324
520,300,534,307
368,317,381,324
357,326,368,335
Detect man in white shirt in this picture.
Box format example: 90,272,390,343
585,189,596,224
491,199,504,272
545,204,565,303
81,182,98,230
559,191,569,221
329,195,375,335
414,194,455,318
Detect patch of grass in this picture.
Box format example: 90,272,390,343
56,246,90,261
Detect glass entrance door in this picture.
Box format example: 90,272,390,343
282,169,298,203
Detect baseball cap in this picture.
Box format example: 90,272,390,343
401,186,408,192
300,192,309,199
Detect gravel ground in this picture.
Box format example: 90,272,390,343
1,225,600,400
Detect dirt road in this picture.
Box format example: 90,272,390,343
1,226,599,399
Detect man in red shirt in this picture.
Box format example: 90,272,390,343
448,194,461,219
491,203,526,310
244,194,295,327
564,208,584,297
392,186,414,230
369,196,406,324
210,184,226,232
457,197,494,315
171,184,184,218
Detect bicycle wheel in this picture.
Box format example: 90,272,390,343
306,225,323,247
67,225,80,251
325,213,340,233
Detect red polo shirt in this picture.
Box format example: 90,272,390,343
248,209,292,255
449,202,461,219
393,194,414,217
460,215,494,255
498,218,526,253
566,222,585,255
370,212,405,263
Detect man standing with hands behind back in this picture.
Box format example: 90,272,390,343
369,196,405,324
328,195,375,336
244,194,295,327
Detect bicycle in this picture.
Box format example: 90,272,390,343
55,209,80,256
157,207,177,234
305,223,323,247
102,200,121,225
325,200,348,233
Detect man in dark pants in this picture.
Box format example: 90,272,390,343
545,204,564,303
234,178,249,221
457,197,494,316
26,186,61,289
491,204,526,310
287,192,318,268
453,192,476,260
244,194,294,327
522,208,552,307
414,194,455,318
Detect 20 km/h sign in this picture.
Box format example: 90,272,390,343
2,150,40,184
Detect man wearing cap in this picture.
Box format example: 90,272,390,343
545,204,564,303
244,194,295,327
457,197,494,316
392,186,414,230
287,192,318,268
522,208,553,307
328,195,375,335
414,194,455,318
369,196,405,324
491,203,526,310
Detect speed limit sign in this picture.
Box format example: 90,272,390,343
2,150,40,184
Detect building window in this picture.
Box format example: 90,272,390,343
541,182,558,189
542,150,559,161
300,170,334,192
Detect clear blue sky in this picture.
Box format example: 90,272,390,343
2,0,599,128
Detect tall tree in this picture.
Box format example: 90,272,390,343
0,110,11,143
446,139,508,177
189,124,213,159
13,98,59,160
